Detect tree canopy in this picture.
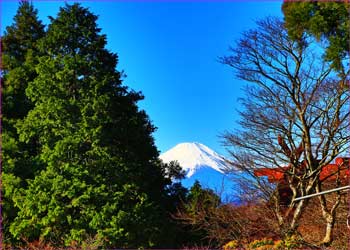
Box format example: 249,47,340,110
1,1,45,243
2,2,188,248
220,17,349,245
282,1,349,72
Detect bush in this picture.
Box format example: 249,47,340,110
248,238,274,249
282,235,302,249
223,240,239,250
244,235,302,250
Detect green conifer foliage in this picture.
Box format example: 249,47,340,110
2,0,45,119
1,1,45,244
8,3,171,248
282,1,349,71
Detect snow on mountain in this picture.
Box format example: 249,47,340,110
160,142,242,203
160,142,230,177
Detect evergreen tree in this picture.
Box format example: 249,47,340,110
1,0,45,244
8,3,176,248
175,181,222,247
186,180,221,213
2,0,45,120
282,1,349,72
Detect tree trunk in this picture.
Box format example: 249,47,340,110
316,183,341,246
290,198,306,233
322,215,335,246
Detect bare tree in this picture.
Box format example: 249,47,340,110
175,192,279,247
220,17,350,246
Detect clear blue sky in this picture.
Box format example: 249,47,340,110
1,1,283,156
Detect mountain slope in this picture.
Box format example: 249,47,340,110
160,142,239,202
160,142,229,177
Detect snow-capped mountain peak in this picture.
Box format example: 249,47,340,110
160,142,229,177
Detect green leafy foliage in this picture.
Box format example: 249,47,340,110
186,180,221,212
3,2,189,248
1,1,45,244
176,181,223,247
248,238,274,249
2,0,45,120
282,1,349,71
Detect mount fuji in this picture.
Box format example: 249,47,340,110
160,142,239,202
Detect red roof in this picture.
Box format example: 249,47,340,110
254,158,350,183
254,168,286,182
